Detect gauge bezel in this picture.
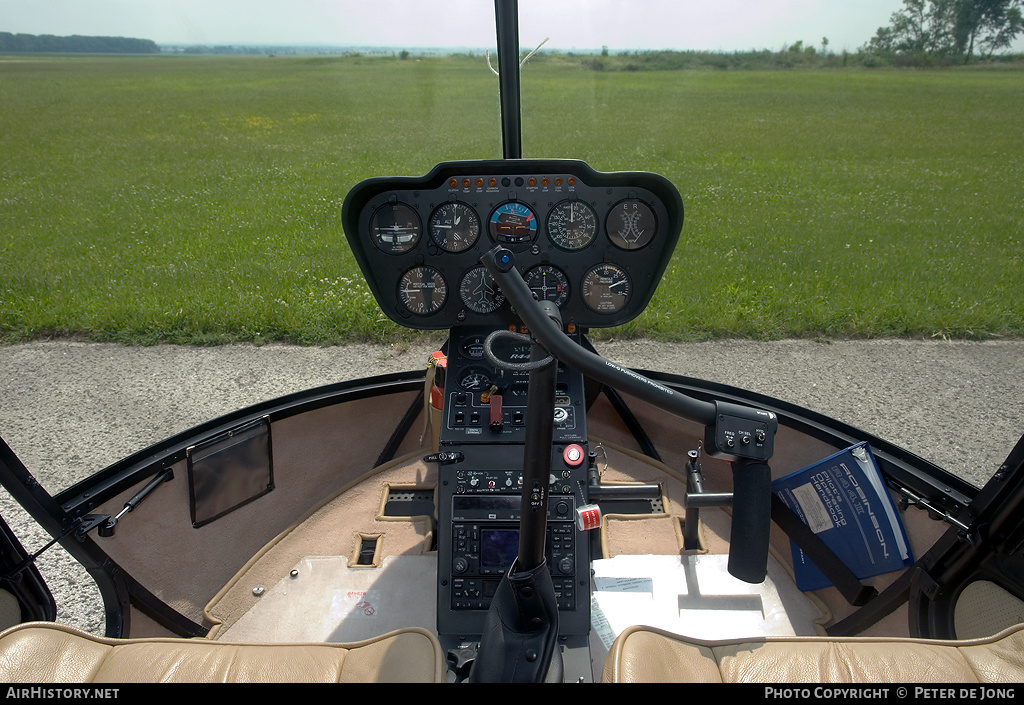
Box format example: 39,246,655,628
546,199,598,252
606,198,657,251
488,201,539,244
459,265,506,315
370,202,422,254
397,265,448,316
581,262,632,314
429,202,481,253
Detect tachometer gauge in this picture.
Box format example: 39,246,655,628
429,202,480,253
581,263,631,314
546,200,597,251
459,265,506,314
524,265,569,308
397,265,447,315
459,367,493,392
370,202,421,254
489,202,538,243
606,199,656,250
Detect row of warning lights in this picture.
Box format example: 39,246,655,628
448,176,577,189
506,322,580,335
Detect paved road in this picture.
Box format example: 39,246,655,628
1,338,1022,634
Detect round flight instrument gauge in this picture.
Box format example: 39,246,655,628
370,202,421,254
524,265,569,308
429,202,480,253
459,367,493,392
606,199,656,250
581,263,632,314
546,200,597,251
489,202,538,243
397,265,447,315
459,334,486,360
459,265,506,314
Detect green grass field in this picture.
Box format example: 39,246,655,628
1,54,1021,344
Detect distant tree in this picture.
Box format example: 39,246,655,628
867,0,1023,60
868,0,957,53
0,32,158,53
954,0,1024,59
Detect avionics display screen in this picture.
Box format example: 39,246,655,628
481,529,519,568
479,528,558,569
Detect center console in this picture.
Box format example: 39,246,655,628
435,326,591,637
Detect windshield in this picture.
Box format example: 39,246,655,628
0,1,1021,494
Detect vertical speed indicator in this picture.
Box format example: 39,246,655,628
398,265,448,316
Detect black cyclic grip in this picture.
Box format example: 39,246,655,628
728,461,773,583
482,246,778,585
481,247,717,426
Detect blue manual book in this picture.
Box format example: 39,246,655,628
772,443,913,592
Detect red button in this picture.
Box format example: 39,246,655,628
563,444,584,467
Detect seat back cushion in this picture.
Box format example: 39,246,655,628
0,622,445,683
603,624,1024,683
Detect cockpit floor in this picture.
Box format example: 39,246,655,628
203,442,831,646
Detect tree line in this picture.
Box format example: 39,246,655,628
0,32,159,54
868,0,1023,62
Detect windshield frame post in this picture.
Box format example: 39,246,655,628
494,0,523,159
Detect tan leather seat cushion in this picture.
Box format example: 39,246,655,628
603,624,1024,683
0,622,445,683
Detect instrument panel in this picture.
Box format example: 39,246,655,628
342,159,684,330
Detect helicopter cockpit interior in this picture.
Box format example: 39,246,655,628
342,155,780,680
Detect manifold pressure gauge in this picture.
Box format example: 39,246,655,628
581,263,631,313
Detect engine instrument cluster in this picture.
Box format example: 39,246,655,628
342,159,684,330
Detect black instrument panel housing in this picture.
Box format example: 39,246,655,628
341,159,684,330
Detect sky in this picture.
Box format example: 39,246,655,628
0,0,952,54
